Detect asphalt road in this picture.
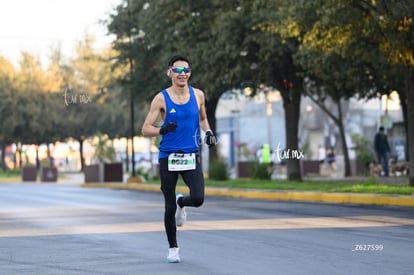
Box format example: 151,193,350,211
0,182,413,275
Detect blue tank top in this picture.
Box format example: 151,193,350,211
159,86,200,159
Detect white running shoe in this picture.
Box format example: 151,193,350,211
175,193,187,227
167,247,180,263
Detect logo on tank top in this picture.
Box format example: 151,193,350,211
169,108,176,113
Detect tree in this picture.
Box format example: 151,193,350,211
233,0,305,180
1,36,133,171
282,0,414,184
0,56,18,169
59,35,131,171
12,53,53,147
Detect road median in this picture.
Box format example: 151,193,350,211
81,182,414,208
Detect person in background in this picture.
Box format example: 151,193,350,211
374,126,391,176
326,147,336,171
317,144,326,174
259,144,272,164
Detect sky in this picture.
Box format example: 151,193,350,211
0,0,123,67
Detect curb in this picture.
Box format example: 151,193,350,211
81,183,414,208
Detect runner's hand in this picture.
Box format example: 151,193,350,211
205,130,217,148
160,122,177,135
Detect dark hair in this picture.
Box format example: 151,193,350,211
167,54,190,67
379,126,385,131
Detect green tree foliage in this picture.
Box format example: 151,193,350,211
107,0,305,179
276,0,414,184
0,56,18,169
0,56,17,144
0,36,133,171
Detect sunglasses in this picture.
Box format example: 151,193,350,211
171,67,191,74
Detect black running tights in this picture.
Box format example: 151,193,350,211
159,157,204,248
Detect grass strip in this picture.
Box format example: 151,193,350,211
171,178,414,195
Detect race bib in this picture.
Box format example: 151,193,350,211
168,153,196,171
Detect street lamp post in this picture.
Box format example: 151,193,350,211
130,76,136,177
265,89,272,148
127,0,136,177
